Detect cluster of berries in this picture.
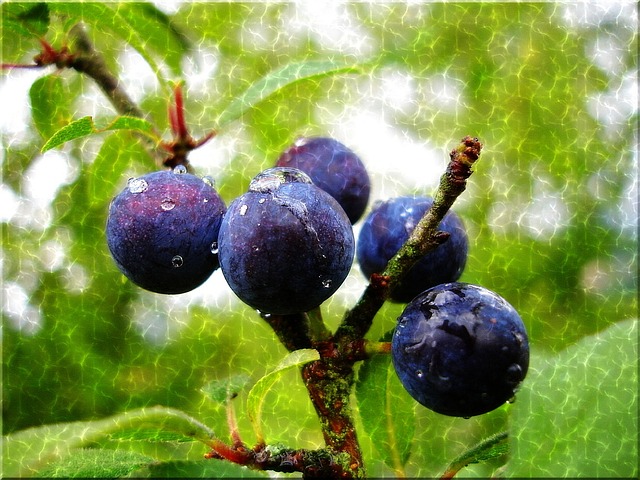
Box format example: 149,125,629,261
106,136,528,418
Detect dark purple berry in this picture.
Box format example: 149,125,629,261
392,282,530,417
357,196,468,302
276,136,370,224
218,167,355,315
106,169,226,294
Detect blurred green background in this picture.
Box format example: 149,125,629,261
2,2,637,477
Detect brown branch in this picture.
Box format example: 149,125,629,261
68,23,144,118
258,137,483,478
204,441,350,477
335,136,483,341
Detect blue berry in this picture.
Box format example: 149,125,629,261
106,169,226,294
218,167,355,315
357,196,468,302
276,136,370,224
391,282,530,417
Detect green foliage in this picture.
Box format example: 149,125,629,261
41,116,159,152
215,59,366,129
1,2,49,50
2,1,637,478
246,349,320,444
355,336,415,475
507,319,638,477
2,406,217,477
36,449,155,478
29,75,73,140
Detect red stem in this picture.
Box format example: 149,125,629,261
172,83,189,140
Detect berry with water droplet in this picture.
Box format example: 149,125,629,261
391,282,529,417
276,137,370,224
218,167,354,314
106,170,226,294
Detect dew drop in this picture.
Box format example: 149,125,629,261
173,165,188,174
415,370,424,378
127,177,148,194
258,198,266,204
249,166,312,193
321,278,333,288
293,136,308,148
239,204,248,216
506,364,523,384
171,255,184,268
160,197,176,211
210,242,219,254
202,175,215,188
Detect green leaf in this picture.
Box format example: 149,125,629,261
114,3,191,75
29,75,73,140
2,406,217,478
1,2,50,37
107,428,199,443
202,373,252,404
216,60,365,129
49,3,178,88
41,116,158,152
507,319,638,478
36,448,154,478
355,348,415,475
440,431,509,478
246,349,320,443
99,115,158,135
41,116,95,152
131,459,268,478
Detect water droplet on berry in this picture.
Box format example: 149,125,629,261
173,165,188,174
239,204,248,216
210,242,219,254
171,255,184,267
506,363,523,384
249,167,312,193
258,198,266,204
321,278,332,288
415,370,424,378
127,178,148,194
293,136,308,147
202,175,215,187
160,197,175,211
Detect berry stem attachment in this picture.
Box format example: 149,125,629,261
335,136,483,341
225,396,244,448
162,83,216,172
168,82,189,141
